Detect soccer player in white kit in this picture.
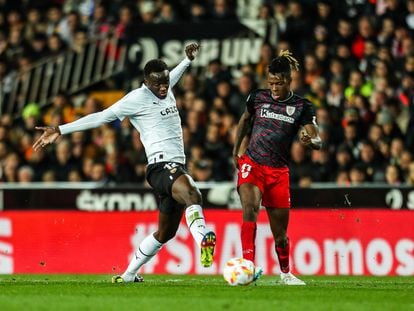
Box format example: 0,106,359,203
33,43,216,283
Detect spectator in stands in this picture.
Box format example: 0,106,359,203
376,109,404,142
406,0,414,31
284,0,311,55
310,148,333,182
389,137,405,166
255,42,274,84
203,58,232,100
24,7,47,41
342,121,360,159
192,159,214,182
315,0,336,32
1,152,20,182
189,2,210,22
28,33,49,61
45,5,65,36
344,69,373,100
289,140,311,186
139,1,157,24
406,162,414,185
399,150,413,179
17,165,35,183
204,123,232,181
44,93,75,126
51,139,81,181
334,144,354,173
385,163,403,186
68,169,83,182
349,163,367,185
335,169,350,186
155,2,177,23
88,3,112,37
357,140,385,182
210,0,238,22
89,161,111,184
229,73,256,119
47,33,67,56
303,53,323,90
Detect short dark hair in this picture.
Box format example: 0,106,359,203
269,50,300,76
144,59,167,78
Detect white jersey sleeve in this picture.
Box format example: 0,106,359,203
59,109,118,135
170,57,191,88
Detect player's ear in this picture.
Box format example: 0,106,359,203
285,75,292,83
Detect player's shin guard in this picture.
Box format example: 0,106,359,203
276,237,290,273
121,233,163,281
241,221,257,262
185,204,207,246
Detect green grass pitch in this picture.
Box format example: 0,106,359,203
1,275,413,311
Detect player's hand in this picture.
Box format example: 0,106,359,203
300,130,312,147
185,43,199,61
32,126,61,152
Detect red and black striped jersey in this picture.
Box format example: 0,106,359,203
245,89,316,168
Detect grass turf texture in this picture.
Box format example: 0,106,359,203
1,275,413,311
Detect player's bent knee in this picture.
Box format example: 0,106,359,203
186,186,202,204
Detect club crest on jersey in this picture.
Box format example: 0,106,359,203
286,106,295,116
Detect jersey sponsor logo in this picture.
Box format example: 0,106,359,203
160,106,178,116
286,106,296,116
260,109,294,124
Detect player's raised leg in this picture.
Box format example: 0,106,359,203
172,174,216,267
266,208,305,285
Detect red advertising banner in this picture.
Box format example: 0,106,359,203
0,210,413,276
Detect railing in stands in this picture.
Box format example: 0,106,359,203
0,35,127,117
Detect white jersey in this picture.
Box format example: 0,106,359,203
59,57,192,165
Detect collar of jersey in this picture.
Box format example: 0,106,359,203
143,84,166,101
271,91,293,103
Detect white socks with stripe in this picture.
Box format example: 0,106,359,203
121,233,163,281
185,204,207,246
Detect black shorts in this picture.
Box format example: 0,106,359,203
146,162,187,214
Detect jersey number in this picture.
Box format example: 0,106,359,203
240,164,252,179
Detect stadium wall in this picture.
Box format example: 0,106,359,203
0,209,413,276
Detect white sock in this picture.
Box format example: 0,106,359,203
185,204,207,246
121,233,163,281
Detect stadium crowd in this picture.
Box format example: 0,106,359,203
0,0,414,187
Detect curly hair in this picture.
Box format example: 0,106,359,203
268,50,300,75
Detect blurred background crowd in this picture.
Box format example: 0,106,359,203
0,0,413,187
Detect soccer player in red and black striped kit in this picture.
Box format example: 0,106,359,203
233,50,322,285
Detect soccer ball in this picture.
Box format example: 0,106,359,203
223,257,255,286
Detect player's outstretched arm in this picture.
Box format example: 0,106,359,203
33,126,61,151
33,109,118,152
170,43,200,88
